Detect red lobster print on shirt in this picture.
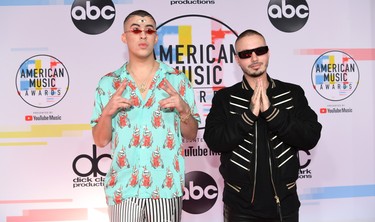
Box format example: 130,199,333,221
127,80,136,91
113,187,123,204
149,76,157,89
127,166,139,187
113,78,121,90
116,146,130,169
151,147,164,169
152,187,160,200
140,166,152,188
129,126,140,148
107,168,117,188
162,168,174,189
118,111,131,128
130,91,140,107
141,126,153,148
163,129,175,150
178,80,186,97
151,109,165,128
144,94,155,108
173,155,180,172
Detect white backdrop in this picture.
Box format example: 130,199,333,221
1,0,374,221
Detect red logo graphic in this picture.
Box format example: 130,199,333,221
320,108,327,114
25,115,33,121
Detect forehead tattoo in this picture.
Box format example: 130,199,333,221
139,19,146,23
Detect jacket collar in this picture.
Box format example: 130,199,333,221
241,74,276,91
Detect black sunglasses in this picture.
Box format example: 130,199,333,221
237,46,269,59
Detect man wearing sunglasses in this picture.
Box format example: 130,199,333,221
91,10,200,222
204,29,322,222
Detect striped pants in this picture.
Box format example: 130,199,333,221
108,197,182,222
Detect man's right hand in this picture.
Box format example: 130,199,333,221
250,79,262,116
103,79,133,117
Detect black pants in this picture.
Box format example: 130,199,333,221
224,204,299,222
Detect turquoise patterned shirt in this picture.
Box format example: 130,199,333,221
90,60,200,205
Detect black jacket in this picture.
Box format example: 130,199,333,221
203,75,322,219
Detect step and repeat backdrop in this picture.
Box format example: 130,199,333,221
1,0,374,221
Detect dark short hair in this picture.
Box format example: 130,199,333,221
123,10,156,26
235,29,265,45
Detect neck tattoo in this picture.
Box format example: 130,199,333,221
128,62,155,93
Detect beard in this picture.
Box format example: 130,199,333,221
245,69,264,78
241,62,267,78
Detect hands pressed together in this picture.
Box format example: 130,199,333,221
250,78,271,117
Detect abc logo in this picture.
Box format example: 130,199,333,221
299,150,311,169
268,0,309,32
72,145,111,177
71,0,116,35
183,171,218,214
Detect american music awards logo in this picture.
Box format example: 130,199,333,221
154,14,238,127
15,54,70,108
311,50,359,101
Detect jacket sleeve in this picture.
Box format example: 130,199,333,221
203,89,257,153
261,85,322,150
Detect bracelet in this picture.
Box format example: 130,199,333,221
180,109,192,123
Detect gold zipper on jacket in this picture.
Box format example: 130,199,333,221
268,142,283,222
251,122,258,204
